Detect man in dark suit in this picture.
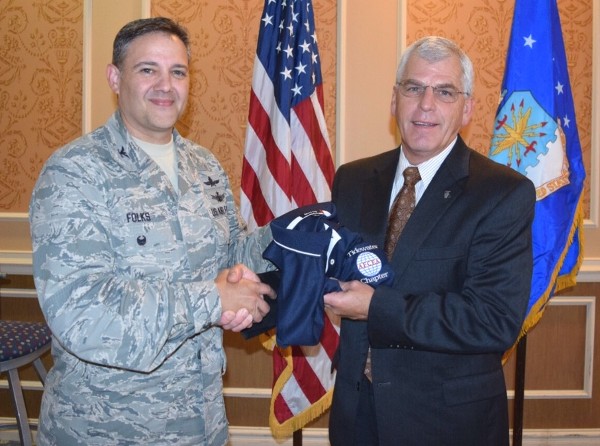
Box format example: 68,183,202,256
324,36,535,446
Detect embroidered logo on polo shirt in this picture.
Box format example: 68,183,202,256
356,250,382,277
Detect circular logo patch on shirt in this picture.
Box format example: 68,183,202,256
356,251,382,277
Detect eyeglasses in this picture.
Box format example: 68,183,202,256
396,81,469,103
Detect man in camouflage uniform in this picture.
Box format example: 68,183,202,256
29,17,274,445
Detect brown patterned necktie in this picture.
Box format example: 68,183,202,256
364,167,421,382
384,166,421,259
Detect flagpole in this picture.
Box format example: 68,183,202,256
293,429,302,446
512,334,527,446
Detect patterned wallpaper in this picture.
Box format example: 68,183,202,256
0,0,83,213
0,0,592,218
406,0,592,217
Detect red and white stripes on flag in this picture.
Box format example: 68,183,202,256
241,0,335,229
240,0,338,437
267,311,340,436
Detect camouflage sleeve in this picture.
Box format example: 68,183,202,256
30,151,222,373
202,152,274,273
227,198,274,273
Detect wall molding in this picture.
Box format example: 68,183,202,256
9,211,600,277
0,250,33,276
0,424,599,446
234,428,600,446
227,427,600,446
506,295,595,400
3,250,600,281
0,379,274,398
0,288,37,299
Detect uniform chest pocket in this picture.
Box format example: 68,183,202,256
111,221,182,277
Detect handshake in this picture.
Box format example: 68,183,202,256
213,202,394,343
215,264,276,332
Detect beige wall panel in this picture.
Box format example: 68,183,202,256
2,0,600,439
86,0,150,132
225,398,271,427
0,218,31,252
223,332,273,389
509,283,600,429
504,302,589,392
336,0,401,165
524,305,587,390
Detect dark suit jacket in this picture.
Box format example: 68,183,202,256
328,136,535,446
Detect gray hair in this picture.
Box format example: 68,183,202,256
112,17,190,68
395,36,474,96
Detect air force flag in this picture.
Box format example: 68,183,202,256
489,0,586,347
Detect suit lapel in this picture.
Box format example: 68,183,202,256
389,138,471,275
359,149,399,247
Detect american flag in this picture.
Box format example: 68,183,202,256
241,0,338,437
241,0,335,226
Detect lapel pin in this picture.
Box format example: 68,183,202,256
444,190,451,199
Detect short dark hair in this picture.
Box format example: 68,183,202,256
112,17,190,68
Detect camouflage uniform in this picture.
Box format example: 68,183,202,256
30,112,272,445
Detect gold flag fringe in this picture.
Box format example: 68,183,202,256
502,194,585,363
268,342,333,438
259,331,332,438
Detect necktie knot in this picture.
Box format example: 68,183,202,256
403,166,421,186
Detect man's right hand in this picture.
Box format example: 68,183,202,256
219,308,253,332
215,264,275,330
